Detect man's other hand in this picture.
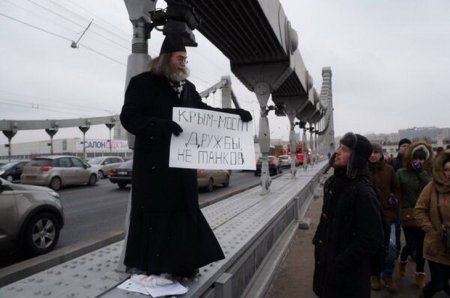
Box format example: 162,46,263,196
170,121,183,136
234,109,253,122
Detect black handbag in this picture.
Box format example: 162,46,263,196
436,190,450,254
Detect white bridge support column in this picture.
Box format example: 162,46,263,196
309,125,314,166
302,126,308,171
286,111,297,178
255,82,272,195
118,0,155,273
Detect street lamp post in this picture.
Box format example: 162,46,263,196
79,124,90,161
105,123,115,153
2,130,17,162
45,128,58,155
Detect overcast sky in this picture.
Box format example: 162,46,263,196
1,0,449,145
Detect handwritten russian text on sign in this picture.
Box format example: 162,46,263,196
169,107,256,170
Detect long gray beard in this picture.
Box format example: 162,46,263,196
165,67,190,82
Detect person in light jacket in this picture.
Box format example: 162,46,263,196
415,150,450,297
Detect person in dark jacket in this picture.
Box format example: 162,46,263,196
391,138,411,172
120,35,252,277
397,141,433,288
368,143,401,293
313,132,385,298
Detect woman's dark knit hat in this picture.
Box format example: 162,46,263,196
371,143,383,154
398,138,411,148
340,132,372,178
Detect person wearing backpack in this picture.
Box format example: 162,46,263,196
313,132,385,298
415,150,450,297
368,143,401,293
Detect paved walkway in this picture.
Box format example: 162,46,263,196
265,188,448,298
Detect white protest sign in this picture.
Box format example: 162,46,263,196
169,107,256,170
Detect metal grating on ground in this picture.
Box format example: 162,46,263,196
0,242,128,297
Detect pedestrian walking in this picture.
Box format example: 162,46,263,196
391,138,412,172
397,141,433,288
415,150,450,297
368,143,401,293
313,132,385,298
120,35,252,277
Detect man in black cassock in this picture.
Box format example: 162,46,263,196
120,35,252,277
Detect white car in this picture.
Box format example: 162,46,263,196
21,156,98,190
0,178,64,255
278,155,291,168
87,156,124,179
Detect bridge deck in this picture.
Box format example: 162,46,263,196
0,162,326,298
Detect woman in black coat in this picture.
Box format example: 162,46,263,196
120,37,252,277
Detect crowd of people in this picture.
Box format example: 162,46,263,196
313,134,450,298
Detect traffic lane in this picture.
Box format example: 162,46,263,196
199,170,260,206
59,170,260,247
57,180,129,248
0,170,261,269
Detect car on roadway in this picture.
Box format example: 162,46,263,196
278,155,291,168
21,156,98,190
197,169,231,192
0,178,64,255
108,160,230,192
87,156,124,179
108,159,133,189
0,160,29,182
254,156,282,176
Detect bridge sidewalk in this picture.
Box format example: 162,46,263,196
264,190,447,298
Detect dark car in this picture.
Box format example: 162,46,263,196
0,160,29,182
254,156,282,176
108,160,133,189
0,178,64,255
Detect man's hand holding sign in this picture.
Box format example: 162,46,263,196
169,107,256,170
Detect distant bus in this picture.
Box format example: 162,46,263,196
286,144,304,165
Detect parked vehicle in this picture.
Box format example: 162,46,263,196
87,156,124,179
278,155,291,168
254,156,282,176
197,169,230,192
0,160,29,182
286,144,305,165
21,156,98,190
108,161,230,192
0,178,64,255
108,160,133,189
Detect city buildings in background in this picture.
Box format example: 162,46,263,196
0,123,132,161
337,126,450,157
2,125,449,161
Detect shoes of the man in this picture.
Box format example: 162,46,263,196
415,272,426,289
371,276,381,291
398,260,407,277
383,275,398,294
